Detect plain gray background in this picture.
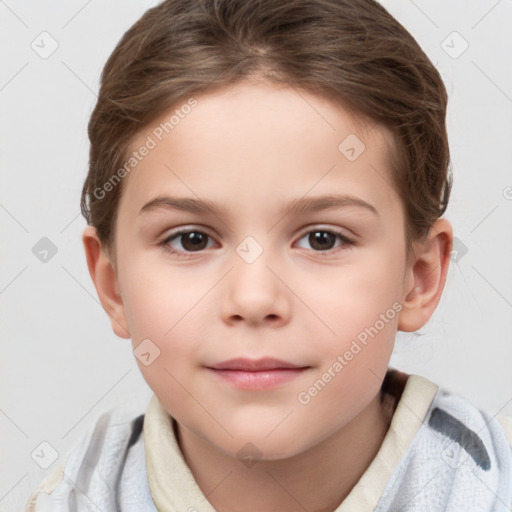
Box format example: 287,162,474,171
1,0,511,509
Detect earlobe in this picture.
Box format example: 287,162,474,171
81,226,131,339
397,219,453,333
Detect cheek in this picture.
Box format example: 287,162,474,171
119,255,212,341
118,257,214,375
298,253,404,341
123,279,208,422
135,349,213,441
296,294,398,428
293,251,403,409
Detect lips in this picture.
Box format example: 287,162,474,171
205,358,310,390
206,357,307,371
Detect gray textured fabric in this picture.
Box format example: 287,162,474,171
375,390,512,511
32,412,158,512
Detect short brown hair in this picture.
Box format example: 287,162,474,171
81,0,452,262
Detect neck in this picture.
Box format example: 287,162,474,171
176,389,395,512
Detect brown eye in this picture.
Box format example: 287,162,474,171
308,231,337,251
161,229,216,256
180,231,209,251
295,228,354,253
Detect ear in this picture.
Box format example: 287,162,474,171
81,226,130,339
397,218,453,332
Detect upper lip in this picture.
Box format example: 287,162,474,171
207,358,308,371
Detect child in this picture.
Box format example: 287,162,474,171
24,0,512,510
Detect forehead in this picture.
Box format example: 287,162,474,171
119,80,401,221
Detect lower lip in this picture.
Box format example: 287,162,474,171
206,368,307,390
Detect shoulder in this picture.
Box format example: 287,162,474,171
417,381,512,502
23,396,149,512
377,375,512,510
428,385,512,456
426,387,512,470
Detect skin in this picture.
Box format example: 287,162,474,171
83,79,453,512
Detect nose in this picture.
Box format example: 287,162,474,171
220,248,291,328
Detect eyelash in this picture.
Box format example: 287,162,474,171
159,227,355,259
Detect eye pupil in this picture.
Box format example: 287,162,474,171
182,232,207,251
309,231,335,251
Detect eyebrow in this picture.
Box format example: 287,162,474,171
138,194,379,217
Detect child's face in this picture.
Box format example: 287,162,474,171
111,80,413,458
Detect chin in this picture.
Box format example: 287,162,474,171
213,430,311,463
